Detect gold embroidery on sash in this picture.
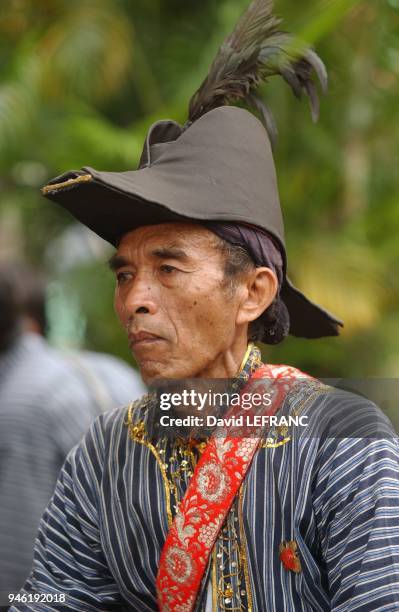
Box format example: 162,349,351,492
125,402,173,527
260,384,333,449
238,483,254,612
262,437,292,448
212,548,218,610
169,442,197,507
238,343,254,373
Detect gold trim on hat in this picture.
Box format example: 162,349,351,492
42,173,92,194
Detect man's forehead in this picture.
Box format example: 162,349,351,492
117,222,218,252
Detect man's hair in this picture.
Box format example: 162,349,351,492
0,265,20,352
0,263,48,349
212,235,278,342
15,265,47,335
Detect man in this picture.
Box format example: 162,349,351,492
0,263,145,599
11,1,399,610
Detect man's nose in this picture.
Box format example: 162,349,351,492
124,277,158,316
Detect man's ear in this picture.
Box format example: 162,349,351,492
236,267,278,327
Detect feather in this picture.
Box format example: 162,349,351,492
188,0,327,141
247,93,278,147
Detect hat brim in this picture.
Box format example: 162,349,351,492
44,167,277,246
281,277,343,339
42,169,207,246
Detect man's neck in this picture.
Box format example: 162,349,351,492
196,339,252,379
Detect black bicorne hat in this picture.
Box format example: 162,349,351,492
42,0,343,340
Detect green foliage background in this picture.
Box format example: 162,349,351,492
1,0,398,380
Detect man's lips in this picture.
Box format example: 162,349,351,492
128,331,165,349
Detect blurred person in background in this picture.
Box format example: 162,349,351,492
0,262,145,599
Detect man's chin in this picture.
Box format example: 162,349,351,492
135,359,195,384
134,358,169,385
130,344,170,383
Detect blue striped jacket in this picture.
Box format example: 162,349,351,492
11,347,399,611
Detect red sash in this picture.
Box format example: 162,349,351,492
156,363,309,611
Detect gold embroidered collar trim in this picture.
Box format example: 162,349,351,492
42,173,92,194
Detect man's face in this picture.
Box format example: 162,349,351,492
111,222,246,382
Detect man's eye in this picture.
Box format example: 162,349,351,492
160,264,178,274
116,272,132,284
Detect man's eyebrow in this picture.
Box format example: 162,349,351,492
151,247,189,261
108,254,129,271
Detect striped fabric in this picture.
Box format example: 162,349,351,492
9,345,399,611
0,333,145,597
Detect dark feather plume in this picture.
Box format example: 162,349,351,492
188,0,327,146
